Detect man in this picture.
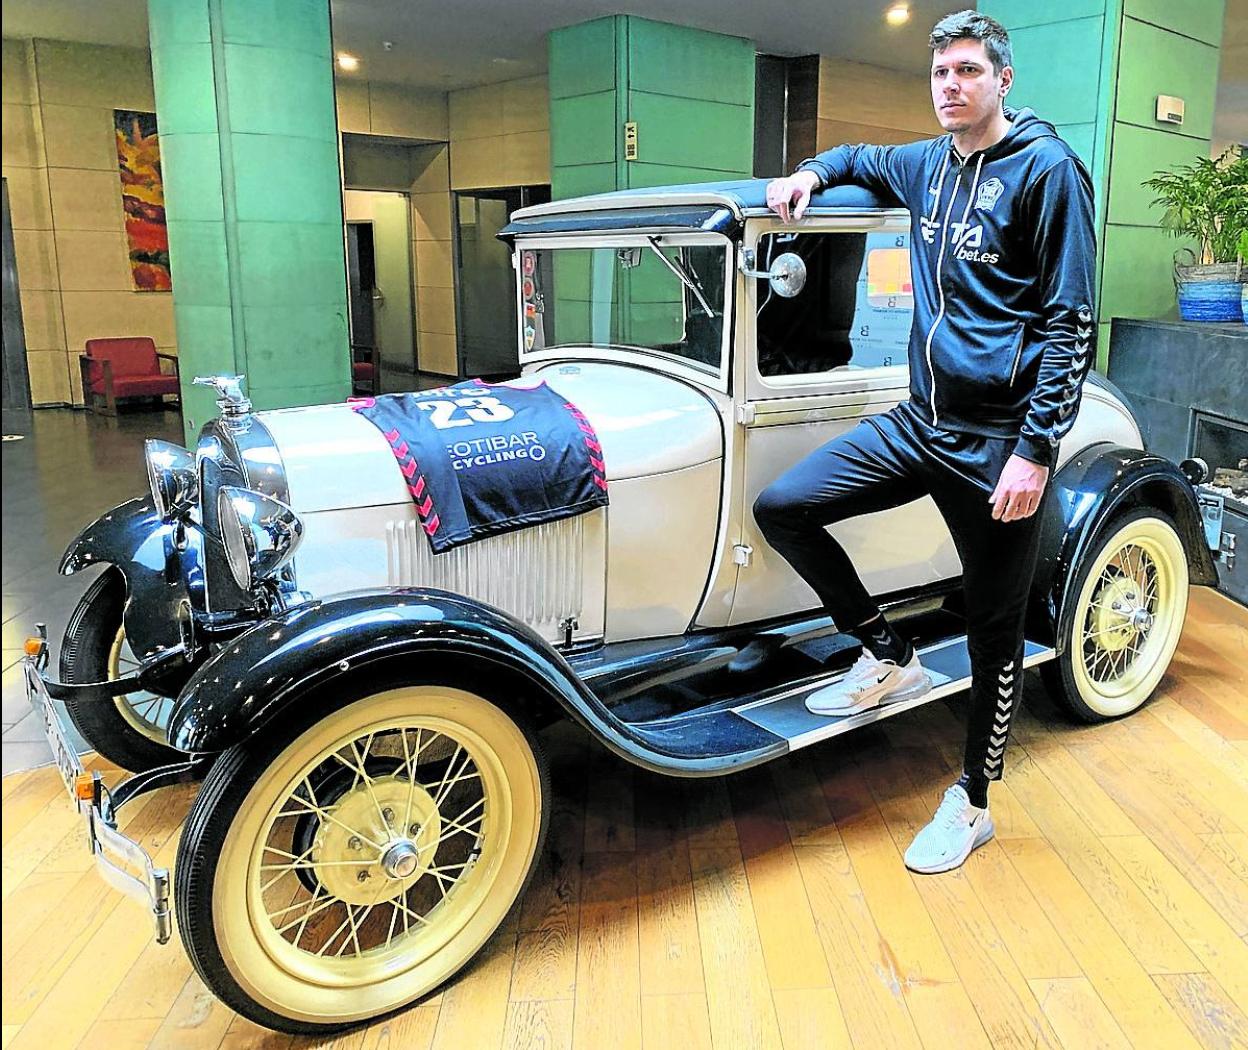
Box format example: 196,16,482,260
758,10,1096,873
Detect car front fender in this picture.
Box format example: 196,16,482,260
166,588,784,776
59,497,203,663
1030,443,1218,653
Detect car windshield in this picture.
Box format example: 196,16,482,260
518,240,728,375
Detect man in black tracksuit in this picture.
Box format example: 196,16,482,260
759,10,1097,872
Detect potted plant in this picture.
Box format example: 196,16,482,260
1143,146,1247,322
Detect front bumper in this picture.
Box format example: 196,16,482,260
22,630,207,945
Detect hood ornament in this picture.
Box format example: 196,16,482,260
193,375,252,424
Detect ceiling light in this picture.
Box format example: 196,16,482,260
885,4,910,26
336,52,360,72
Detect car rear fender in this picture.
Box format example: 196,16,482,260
1030,443,1218,653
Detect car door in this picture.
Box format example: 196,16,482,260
729,218,962,625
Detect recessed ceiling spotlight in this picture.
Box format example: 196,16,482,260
336,52,360,72
885,4,910,26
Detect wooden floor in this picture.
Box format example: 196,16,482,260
2,586,1246,1050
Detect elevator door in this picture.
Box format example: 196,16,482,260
455,185,549,377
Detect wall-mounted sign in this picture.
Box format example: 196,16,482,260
1155,95,1185,125
624,121,638,161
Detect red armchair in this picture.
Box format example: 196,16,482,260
352,343,380,396
80,337,180,415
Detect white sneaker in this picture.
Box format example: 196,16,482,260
904,784,995,874
805,649,931,716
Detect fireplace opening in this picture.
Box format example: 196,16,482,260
1192,410,1248,513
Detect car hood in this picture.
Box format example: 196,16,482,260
257,363,723,514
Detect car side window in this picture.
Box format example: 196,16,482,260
755,230,913,378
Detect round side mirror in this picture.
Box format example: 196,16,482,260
769,252,807,298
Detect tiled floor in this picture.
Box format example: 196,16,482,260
1,404,183,774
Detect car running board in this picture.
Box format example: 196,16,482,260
733,636,1055,752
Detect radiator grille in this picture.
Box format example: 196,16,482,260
386,516,586,628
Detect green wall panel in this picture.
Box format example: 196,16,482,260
1107,123,1215,226
148,44,218,134
220,0,331,55
149,0,349,439
235,222,347,306
243,305,349,387
981,0,1109,27
548,17,617,99
169,304,238,431
230,135,343,223
1099,223,1194,319
147,0,210,47
1054,123,1097,169
554,164,617,199
224,45,338,140
628,93,753,173
627,18,754,105
163,220,231,306
1005,18,1106,125
1123,0,1225,45
158,133,225,220
550,93,617,167
969,0,1224,358
549,15,753,201
1115,17,1220,138
625,162,751,189
250,382,349,411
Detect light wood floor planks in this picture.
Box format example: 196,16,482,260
2,586,1245,1050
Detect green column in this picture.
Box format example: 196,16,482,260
548,15,755,200
981,0,1226,368
148,0,350,440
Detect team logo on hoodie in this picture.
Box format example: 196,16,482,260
975,177,1005,213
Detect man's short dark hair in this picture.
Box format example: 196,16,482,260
929,10,1013,74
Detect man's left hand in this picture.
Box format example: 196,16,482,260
989,455,1049,522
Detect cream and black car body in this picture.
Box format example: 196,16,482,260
23,179,1220,1034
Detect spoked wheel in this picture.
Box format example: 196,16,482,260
176,683,548,1034
1043,509,1189,722
60,567,181,770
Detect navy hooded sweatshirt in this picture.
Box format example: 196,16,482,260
796,107,1096,468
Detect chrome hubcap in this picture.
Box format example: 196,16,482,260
381,840,421,879
1082,543,1161,683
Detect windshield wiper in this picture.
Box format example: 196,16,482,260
645,237,715,319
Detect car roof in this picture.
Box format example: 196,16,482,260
512,178,898,218
500,178,903,241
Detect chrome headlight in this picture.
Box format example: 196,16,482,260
217,486,304,591
145,439,198,521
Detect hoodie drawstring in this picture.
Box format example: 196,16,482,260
958,153,985,233
928,151,951,222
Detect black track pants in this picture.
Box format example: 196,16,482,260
753,402,1045,781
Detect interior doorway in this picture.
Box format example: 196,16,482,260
343,190,416,392
454,185,550,378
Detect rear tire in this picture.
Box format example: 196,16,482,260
60,568,180,771
1042,508,1189,723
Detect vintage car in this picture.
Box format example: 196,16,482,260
24,178,1220,1034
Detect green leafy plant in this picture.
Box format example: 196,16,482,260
1143,146,1248,266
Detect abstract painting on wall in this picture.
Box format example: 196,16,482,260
114,109,172,291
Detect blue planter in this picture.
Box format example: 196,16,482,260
1177,280,1244,322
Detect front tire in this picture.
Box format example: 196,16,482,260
60,568,181,771
1042,508,1189,723
175,680,549,1034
